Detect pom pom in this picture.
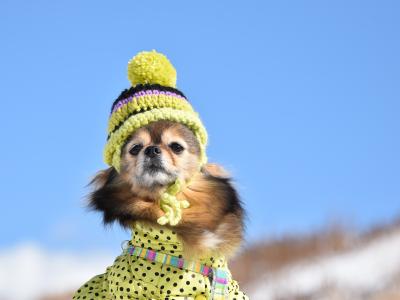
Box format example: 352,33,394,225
127,50,177,88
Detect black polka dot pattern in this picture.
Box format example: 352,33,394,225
72,222,249,300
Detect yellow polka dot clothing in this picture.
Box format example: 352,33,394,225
74,50,248,299
72,222,249,300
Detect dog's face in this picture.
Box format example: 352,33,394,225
88,120,244,257
119,120,201,191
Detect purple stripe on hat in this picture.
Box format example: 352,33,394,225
111,90,185,114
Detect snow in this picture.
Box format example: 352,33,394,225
0,242,114,300
247,229,400,300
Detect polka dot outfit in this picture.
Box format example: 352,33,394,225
73,222,248,300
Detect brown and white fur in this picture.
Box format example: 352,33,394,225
88,120,245,258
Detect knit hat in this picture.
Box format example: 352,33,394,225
103,50,208,173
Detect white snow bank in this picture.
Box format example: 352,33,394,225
248,229,400,300
0,242,114,300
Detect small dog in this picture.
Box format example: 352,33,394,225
89,120,245,259
73,50,248,300
73,120,248,300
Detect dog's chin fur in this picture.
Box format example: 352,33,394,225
87,162,245,259
134,170,175,189
133,158,179,189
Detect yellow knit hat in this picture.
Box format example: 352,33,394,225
103,50,208,173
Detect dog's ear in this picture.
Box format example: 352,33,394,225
200,163,231,179
86,167,125,226
199,163,244,217
87,167,118,191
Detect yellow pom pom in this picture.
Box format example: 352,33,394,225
127,50,177,88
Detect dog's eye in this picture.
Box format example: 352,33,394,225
169,142,184,154
129,144,143,156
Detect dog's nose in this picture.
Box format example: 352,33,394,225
144,145,162,158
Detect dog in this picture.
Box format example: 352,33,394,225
72,120,248,300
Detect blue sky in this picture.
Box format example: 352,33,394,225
1,0,399,254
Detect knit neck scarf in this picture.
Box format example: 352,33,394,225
156,177,191,226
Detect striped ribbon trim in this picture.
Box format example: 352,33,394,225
123,245,229,300
124,245,213,276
